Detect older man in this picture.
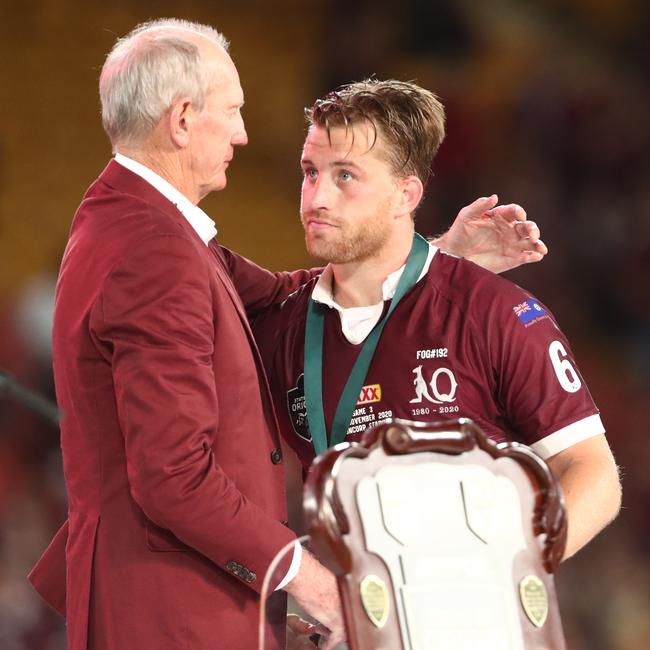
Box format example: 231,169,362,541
29,18,348,650
29,19,548,650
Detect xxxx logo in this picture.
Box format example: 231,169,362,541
358,384,382,405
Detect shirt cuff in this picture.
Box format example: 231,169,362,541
531,413,606,460
274,540,302,591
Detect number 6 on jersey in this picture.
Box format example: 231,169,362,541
549,340,582,393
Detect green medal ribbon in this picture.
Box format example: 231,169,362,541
304,233,430,456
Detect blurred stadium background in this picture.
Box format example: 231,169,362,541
0,1,648,647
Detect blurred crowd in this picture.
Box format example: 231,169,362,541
1,1,648,648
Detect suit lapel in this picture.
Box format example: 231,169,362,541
98,160,251,334
208,242,283,439
208,241,252,332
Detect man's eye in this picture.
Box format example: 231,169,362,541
303,169,318,179
340,171,353,182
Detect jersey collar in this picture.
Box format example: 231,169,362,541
312,242,438,310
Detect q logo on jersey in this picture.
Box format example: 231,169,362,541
409,365,458,404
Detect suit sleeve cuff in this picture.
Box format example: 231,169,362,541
274,540,302,591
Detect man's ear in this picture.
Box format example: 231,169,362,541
168,98,193,148
396,175,424,218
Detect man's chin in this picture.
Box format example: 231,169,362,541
306,240,353,265
204,173,228,196
305,235,333,261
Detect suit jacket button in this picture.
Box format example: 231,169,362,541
270,449,283,464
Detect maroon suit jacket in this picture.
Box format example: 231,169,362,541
29,160,311,649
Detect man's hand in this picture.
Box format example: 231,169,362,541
434,195,548,273
284,551,346,650
286,614,328,649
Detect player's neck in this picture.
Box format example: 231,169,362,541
330,235,413,308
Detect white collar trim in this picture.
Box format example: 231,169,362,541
312,243,438,310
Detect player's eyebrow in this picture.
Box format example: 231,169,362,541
300,158,364,171
330,160,363,171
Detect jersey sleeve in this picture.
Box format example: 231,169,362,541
216,244,321,319
487,284,605,459
251,303,286,375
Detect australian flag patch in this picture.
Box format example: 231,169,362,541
513,299,548,326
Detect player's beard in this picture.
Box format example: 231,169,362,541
302,204,393,264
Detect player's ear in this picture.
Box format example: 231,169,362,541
396,175,423,218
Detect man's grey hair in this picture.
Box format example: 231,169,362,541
99,18,229,148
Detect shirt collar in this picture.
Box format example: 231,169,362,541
312,242,438,311
114,152,217,245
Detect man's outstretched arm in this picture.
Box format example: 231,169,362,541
434,194,548,273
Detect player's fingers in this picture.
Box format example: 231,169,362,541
460,194,498,220
522,238,548,255
514,220,540,241
487,203,526,223
520,247,547,264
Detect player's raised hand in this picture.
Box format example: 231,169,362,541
435,194,548,273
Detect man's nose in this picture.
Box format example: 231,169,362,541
232,128,248,146
304,177,333,211
232,114,248,146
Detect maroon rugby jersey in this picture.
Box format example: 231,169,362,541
253,249,603,471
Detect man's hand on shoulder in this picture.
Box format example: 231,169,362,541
434,194,548,274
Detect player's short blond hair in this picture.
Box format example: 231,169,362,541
305,78,446,186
